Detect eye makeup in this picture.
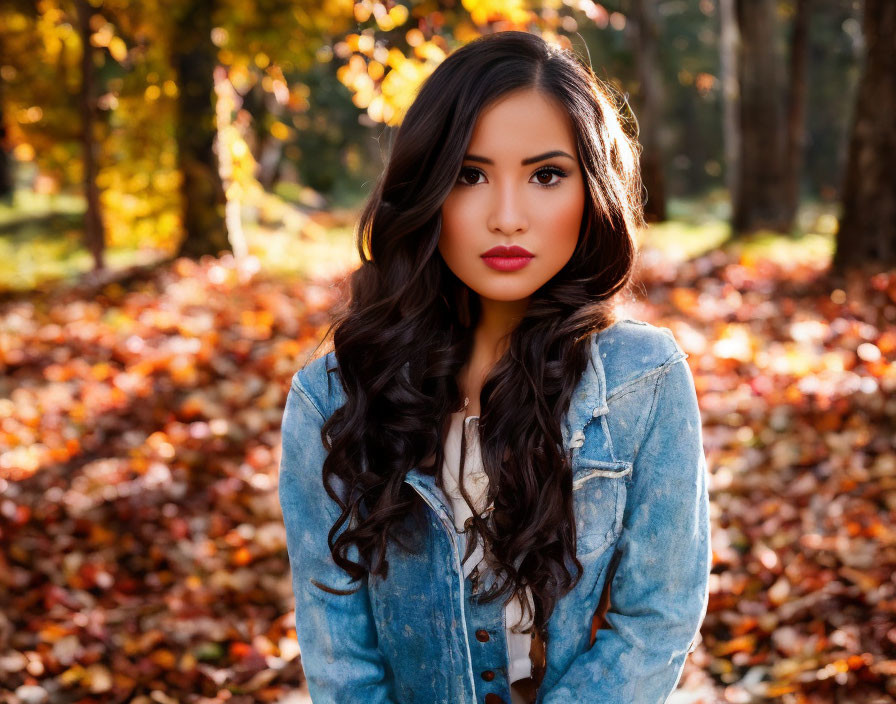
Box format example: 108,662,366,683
456,165,570,188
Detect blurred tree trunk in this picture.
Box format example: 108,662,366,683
782,0,811,230
0,135,10,201
719,0,740,216
733,0,790,234
243,80,286,190
0,103,12,202
628,0,666,222
0,36,9,201
833,0,896,271
0,1,37,203
76,0,106,271
172,0,229,259
258,91,285,190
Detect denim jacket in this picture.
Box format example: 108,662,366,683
278,318,712,704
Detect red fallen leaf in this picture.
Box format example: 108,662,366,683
876,329,896,354
731,616,759,636
229,642,253,660
749,374,775,395
246,445,271,469
76,562,100,589
228,643,267,679
847,653,872,670
114,575,141,594
38,621,73,643
232,546,253,566
43,584,81,611
10,503,31,525
169,516,190,540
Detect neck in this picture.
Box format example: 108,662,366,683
456,295,530,414
473,295,530,361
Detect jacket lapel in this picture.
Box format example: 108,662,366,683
562,332,609,448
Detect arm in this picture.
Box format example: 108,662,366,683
541,356,712,704
278,371,398,703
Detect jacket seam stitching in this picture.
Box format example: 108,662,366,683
631,361,674,464
599,414,619,462
291,374,328,423
604,350,686,403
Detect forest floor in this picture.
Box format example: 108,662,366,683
0,196,894,703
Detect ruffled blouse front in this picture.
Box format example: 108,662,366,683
440,401,535,694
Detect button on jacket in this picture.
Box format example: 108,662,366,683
440,409,535,693
278,319,712,704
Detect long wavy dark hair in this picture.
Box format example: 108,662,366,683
316,30,644,634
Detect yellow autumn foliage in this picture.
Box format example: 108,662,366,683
335,0,557,125
462,0,533,26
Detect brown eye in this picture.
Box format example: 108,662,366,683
457,167,483,186
532,167,567,187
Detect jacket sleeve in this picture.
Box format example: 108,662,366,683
278,371,398,703
540,356,712,704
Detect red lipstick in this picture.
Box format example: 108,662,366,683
480,245,534,272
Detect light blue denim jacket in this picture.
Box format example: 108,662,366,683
278,319,712,704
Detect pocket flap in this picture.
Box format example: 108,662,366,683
572,459,632,489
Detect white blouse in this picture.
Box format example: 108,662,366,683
440,401,535,695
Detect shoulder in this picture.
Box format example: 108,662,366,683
594,318,688,399
289,321,686,418
588,319,699,463
290,350,344,421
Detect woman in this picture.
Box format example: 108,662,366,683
279,30,711,704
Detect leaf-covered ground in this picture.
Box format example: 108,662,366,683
0,248,894,704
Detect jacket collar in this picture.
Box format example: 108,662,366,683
563,331,609,448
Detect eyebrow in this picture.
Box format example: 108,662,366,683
462,150,576,165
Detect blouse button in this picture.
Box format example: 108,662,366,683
481,670,495,681
475,629,490,642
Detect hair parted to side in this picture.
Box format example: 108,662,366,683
316,30,645,634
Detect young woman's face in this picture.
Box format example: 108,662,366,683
438,87,586,306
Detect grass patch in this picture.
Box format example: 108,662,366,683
247,220,359,281
728,230,834,267
640,217,732,261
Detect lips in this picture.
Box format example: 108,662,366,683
481,245,534,258
480,245,534,272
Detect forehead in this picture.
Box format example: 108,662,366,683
466,88,578,157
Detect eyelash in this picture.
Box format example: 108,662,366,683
456,165,569,188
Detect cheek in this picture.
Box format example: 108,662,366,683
559,186,586,239
437,199,474,271
536,190,585,270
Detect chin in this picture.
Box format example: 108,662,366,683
477,287,539,302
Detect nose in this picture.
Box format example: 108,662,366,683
487,180,528,236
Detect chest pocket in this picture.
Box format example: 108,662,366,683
570,427,631,557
